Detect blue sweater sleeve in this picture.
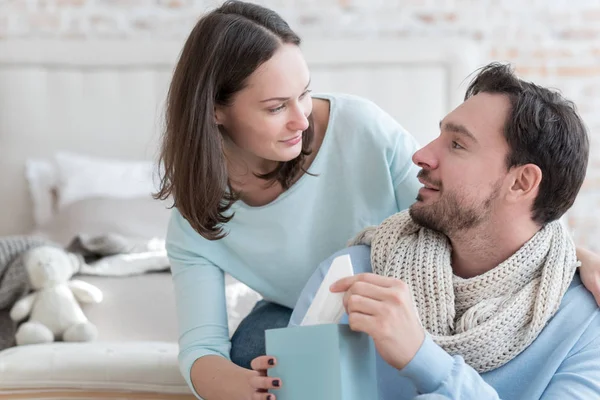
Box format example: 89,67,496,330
403,326,600,400
166,210,230,398
401,336,500,399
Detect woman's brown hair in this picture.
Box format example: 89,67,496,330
154,1,314,240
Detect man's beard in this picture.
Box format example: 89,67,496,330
409,171,501,236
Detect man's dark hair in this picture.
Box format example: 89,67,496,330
465,62,589,224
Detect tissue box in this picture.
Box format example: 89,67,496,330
265,324,378,400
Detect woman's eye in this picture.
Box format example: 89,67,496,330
269,104,286,113
299,89,312,99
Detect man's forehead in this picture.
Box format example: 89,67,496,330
444,93,511,142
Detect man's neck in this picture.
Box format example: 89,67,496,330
450,216,541,279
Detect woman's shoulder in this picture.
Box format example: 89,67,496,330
314,92,392,123
314,92,418,153
166,207,213,256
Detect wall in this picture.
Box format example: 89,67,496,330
1,0,599,249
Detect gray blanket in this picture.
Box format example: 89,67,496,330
67,233,169,276
0,236,53,351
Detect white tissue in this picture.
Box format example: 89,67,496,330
300,254,355,326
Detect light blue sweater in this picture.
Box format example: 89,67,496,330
289,245,600,399
166,93,422,391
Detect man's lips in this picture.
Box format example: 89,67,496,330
418,177,440,191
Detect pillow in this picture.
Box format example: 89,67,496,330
24,158,58,226
54,152,158,210
31,196,172,246
25,152,160,227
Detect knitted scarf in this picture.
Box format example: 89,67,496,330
350,210,579,373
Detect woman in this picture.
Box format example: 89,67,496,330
156,1,600,399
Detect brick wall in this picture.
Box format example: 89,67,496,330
1,0,599,249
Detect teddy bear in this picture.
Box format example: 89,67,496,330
9,245,103,345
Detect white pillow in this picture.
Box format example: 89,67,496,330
31,196,172,246
54,152,157,210
25,158,58,226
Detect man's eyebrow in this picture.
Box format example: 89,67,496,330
439,120,478,143
259,78,312,103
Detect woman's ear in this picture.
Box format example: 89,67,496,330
214,106,226,126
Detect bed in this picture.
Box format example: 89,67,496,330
0,37,481,399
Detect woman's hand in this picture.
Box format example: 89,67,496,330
577,246,600,306
249,355,282,400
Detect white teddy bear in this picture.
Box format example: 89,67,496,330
9,245,103,345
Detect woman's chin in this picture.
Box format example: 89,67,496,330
276,147,303,162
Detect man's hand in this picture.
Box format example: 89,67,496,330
330,273,425,370
249,355,281,400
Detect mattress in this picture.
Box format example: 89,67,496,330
0,341,195,399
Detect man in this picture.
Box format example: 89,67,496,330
258,63,600,399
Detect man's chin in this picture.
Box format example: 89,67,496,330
408,204,426,225
409,205,443,232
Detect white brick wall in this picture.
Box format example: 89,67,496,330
1,0,599,249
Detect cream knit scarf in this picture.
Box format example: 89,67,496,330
350,210,579,373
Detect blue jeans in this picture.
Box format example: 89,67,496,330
230,300,293,369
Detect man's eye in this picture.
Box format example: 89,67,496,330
452,141,464,150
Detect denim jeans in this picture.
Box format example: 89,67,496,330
230,300,293,369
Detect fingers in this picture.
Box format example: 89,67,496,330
344,280,386,302
249,375,282,392
342,279,407,310
331,273,401,292
249,356,281,398
252,392,277,400
345,291,381,315
586,275,600,306
347,311,375,334
591,280,600,307
250,355,277,372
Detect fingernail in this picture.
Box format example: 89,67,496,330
272,379,280,387
268,358,275,366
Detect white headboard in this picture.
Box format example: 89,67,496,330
0,38,481,235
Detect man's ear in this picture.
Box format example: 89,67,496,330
508,164,542,201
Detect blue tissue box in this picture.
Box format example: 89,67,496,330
265,324,378,400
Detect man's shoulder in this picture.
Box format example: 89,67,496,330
553,273,600,353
